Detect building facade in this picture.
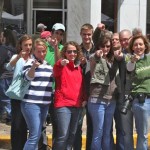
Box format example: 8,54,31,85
2,0,149,43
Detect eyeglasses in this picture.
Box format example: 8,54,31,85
66,50,78,54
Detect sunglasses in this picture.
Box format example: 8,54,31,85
101,45,111,48
66,50,78,54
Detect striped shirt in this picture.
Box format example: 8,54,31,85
22,58,53,104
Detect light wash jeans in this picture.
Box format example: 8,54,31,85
88,98,116,150
132,98,150,150
21,102,49,150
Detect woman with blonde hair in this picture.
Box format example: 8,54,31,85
21,38,53,150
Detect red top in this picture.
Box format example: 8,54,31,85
53,60,85,108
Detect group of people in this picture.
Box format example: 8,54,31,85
0,21,150,150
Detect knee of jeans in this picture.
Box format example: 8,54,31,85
56,131,68,142
93,128,103,139
28,133,40,144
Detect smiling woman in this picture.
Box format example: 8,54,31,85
53,41,86,150
126,35,150,150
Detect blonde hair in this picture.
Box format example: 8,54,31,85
33,38,47,51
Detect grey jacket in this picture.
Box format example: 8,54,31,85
89,54,121,101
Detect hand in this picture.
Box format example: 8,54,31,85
50,38,58,49
97,23,105,30
80,57,87,65
114,50,123,60
82,101,87,107
131,54,140,63
18,50,27,59
32,59,41,69
95,50,103,58
61,59,69,66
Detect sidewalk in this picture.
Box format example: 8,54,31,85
1,118,150,150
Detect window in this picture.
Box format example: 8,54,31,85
101,0,118,32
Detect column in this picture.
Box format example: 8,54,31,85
67,0,101,43
117,0,147,34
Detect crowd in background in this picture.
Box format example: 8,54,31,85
0,21,150,150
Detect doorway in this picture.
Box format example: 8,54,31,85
33,10,62,33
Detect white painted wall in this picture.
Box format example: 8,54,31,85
117,0,147,34
67,0,101,43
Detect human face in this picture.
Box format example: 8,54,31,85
65,44,77,62
120,32,132,49
80,29,93,45
100,41,111,56
52,30,64,43
132,38,146,56
112,34,120,48
34,44,47,61
21,39,32,55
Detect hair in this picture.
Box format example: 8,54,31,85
146,34,150,42
100,36,114,63
3,28,17,47
119,29,132,39
80,23,94,33
33,38,47,51
61,41,83,63
16,34,32,54
128,35,150,54
132,27,142,36
93,29,113,50
112,32,119,38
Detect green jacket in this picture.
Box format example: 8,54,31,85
132,54,150,94
89,54,121,99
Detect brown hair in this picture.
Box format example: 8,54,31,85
128,35,150,54
80,23,94,33
33,38,47,51
16,34,32,54
61,41,83,63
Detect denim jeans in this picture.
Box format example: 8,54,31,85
21,102,49,150
88,99,116,150
132,98,150,150
52,107,81,150
114,105,134,150
0,78,12,119
11,100,27,150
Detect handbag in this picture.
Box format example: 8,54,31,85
5,73,30,100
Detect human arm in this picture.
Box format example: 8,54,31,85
126,54,140,72
53,59,69,77
5,50,28,70
50,38,61,62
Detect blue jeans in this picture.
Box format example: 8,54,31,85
88,98,116,150
52,107,81,150
21,102,49,150
132,98,150,150
0,78,12,119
